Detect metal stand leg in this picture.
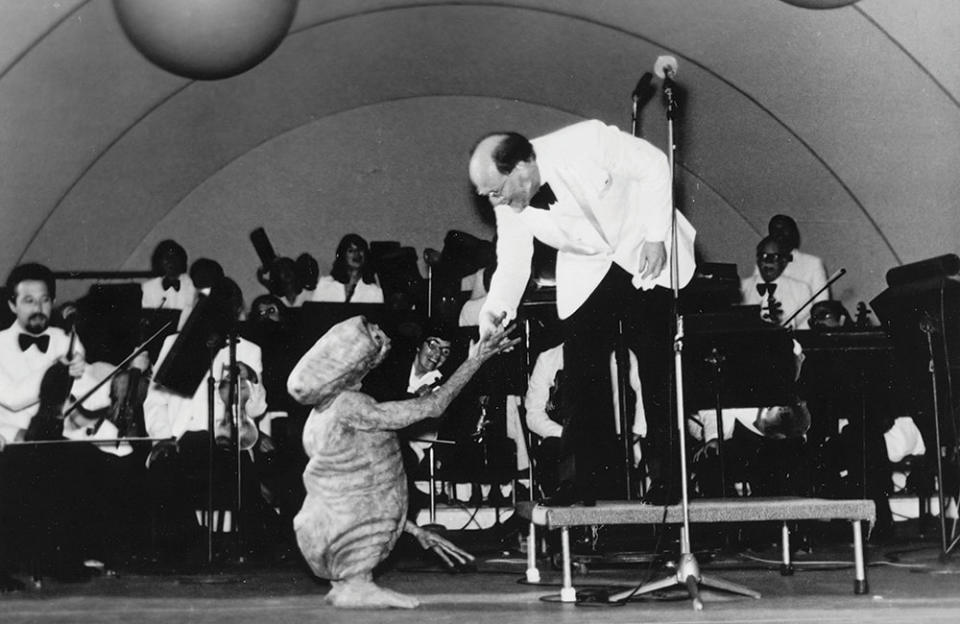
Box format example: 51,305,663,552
526,522,541,583
610,317,762,608
559,527,577,602
781,521,794,576
853,520,869,595
422,445,445,531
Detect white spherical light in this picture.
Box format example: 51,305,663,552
113,0,298,80
778,0,860,9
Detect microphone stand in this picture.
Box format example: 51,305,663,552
611,66,760,609
227,330,244,563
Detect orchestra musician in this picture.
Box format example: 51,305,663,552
0,263,128,581
760,215,830,303
363,323,453,516
141,239,197,318
741,235,813,330
143,277,279,562
312,234,385,304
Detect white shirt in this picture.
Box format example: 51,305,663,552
141,273,197,310
689,407,764,443
481,120,696,325
740,273,813,330
753,249,829,303
0,324,83,440
311,275,384,304
406,364,444,462
143,333,266,441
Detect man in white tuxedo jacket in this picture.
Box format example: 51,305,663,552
468,120,696,504
752,214,829,303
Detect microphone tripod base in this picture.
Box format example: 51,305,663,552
608,551,760,610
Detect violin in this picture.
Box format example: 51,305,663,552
24,322,79,441
109,366,148,439
25,319,169,450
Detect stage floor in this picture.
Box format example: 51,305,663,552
3,521,959,623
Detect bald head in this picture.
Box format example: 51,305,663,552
468,134,506,189
468,131,540,212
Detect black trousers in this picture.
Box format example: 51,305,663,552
560,264,674,497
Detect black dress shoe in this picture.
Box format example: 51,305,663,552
0,574,25,593
540,482,596,507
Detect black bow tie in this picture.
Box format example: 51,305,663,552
756,282,777,297
527,182,558,210
19,333,50,353
162,277,181,292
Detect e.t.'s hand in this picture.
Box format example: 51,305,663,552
406,522,475,569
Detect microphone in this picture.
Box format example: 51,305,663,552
632,72,654,100
654,55,679,118
654,55,678,82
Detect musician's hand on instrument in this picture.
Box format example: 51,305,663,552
130,351,150,373
638,241,666,280
61,353,86,379
256,433,276,455
693,439,719,463
412,383,436,397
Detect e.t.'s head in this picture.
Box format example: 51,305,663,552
6,263,55,335
755,236,791,283
469,132,541,213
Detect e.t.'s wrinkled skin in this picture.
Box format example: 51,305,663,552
287,315,516,609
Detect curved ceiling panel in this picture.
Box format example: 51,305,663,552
1,0,957,312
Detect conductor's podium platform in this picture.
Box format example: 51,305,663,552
516,497,876,602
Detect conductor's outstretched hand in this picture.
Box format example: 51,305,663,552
470,313,520,362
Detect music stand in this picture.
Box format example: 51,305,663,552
140,308,181,364
153,290,237,566
683,312,796,497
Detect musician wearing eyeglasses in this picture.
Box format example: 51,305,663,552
760,215,829,304
741,235,813,330
363,326,453,515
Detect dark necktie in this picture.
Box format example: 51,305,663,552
528,182,558,210
19,333,50,353
756,282,777,297
162,276,181,292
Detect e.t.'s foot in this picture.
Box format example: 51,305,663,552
326,577,419,609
